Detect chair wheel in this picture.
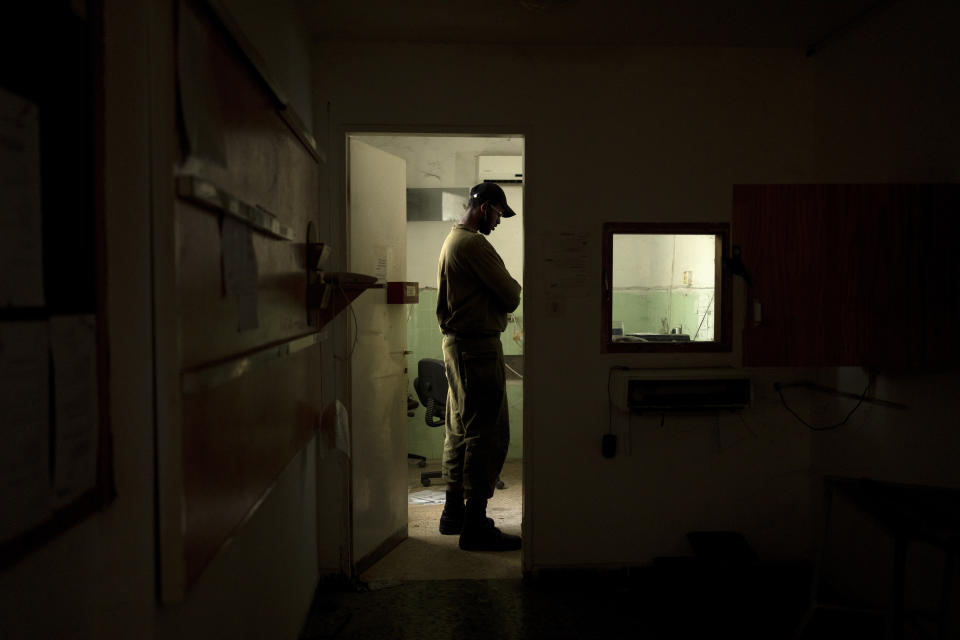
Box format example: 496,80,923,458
421,478,431,487
496,480,505,490
417,460,426,468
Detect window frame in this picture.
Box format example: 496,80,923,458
601,222,732,353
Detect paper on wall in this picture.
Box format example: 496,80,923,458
543,231,590,299
0,87,45,307
0,322,53,543
374,245,388,282
221,216,259,331
318,400,350,460
50,315,99,508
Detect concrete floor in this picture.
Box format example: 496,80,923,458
301,459,879,639
300,566,820,639
359,458,523,583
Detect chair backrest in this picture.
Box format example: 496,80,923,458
413,358,447,428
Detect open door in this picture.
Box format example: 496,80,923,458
347,138,409,570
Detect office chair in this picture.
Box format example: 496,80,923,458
412,358,446,487
412,358,506,490
406,394,425,467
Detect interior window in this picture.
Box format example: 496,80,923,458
602,223,731,352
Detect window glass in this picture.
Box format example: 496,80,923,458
612,234,716,343
602,223,730,352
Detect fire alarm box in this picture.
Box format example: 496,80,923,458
387,281,419,304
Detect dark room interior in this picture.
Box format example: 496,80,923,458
2,1,959,638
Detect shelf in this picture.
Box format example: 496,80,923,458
176,175,294,241
308,275,382,331
182,332,322,393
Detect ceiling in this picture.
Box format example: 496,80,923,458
303,0,891,50
352,134,523,189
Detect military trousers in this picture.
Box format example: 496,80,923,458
441,335,509,499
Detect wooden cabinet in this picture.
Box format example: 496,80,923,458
733,184,960,369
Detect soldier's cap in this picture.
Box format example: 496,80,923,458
469,182,516,218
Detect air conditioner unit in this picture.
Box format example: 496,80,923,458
478,155,523,183
610,368,751,412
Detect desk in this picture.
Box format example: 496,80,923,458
798,476,960,639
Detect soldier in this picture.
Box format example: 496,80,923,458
435,182,522,551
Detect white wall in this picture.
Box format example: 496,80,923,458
407,184,524,288
613,234,715,289
315,41,820,569
407,221,453,288
670,235,715,289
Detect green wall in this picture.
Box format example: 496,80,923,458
612,288,714,340
406,288,524,462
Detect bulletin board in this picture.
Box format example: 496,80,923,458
0,2,114,568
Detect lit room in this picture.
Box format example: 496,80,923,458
346,134,526,582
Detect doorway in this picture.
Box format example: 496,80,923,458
346,133,525,581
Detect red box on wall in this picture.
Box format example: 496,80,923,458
387,281,419,304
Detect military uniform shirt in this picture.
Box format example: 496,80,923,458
436,224,521,336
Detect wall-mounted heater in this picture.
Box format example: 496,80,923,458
610,368,750,412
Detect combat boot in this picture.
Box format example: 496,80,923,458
440,490,494,535
439,488,465,535
458,498,521,551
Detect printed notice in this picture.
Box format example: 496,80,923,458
221,216,259,331
0,322,53,543
543,231,590,298
374,245,388,283
0,87,45,307
50,315,99,508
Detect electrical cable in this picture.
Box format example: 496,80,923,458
776,382,869,431
736,411,758,439
607,367,615,435
714,412,721,452
337,282,359,359
692,293,714,341
504,362,523,380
